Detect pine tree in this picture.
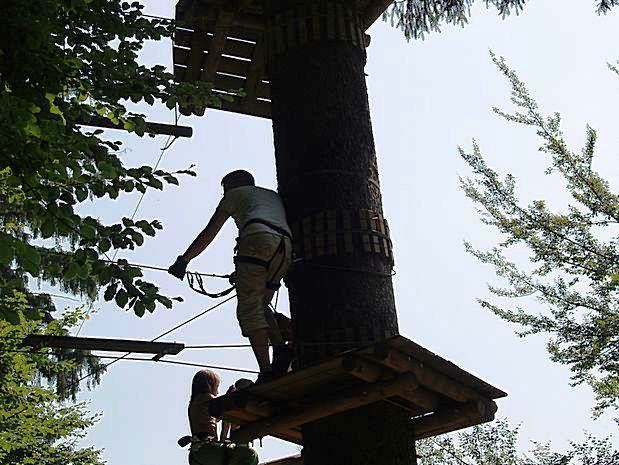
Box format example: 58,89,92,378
0,308,105,465
385,0,617,40
0,0,224,329
460,53,619,417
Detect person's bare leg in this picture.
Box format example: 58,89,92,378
248,328,271,373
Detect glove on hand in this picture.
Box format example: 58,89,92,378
168,256,189,280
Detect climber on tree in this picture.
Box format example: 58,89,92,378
181,369,259,465
168,170,292,382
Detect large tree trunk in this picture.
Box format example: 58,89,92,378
267,2,417,464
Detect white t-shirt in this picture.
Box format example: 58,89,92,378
216,186,291,238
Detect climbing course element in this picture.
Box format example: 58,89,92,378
174,0,270,117
76,115,193,138
172,0,388,119
21,335,184,361
207,335,506,445
291,209,394,264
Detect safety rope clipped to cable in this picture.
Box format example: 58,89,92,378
186,271,236,298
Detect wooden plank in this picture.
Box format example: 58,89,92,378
342,210,353,254
174,30,255,60
359,209,372,253
174,47,251,77
397,384,441,412
379,214,390,258
202,11,234,83
314,211,325,257
177,13,263,38
216,98,272,119
232,373,419,442
370,212,381,253
372,347,480,403
341,356,384,383
186,18,210,82
21,335,184,355
311,4,320,41
336,2,346,41
298,3,308,44
248,356,345,400
387,336,508,400
76,115,193,138
242,39,265,104
327,2,336,40
223,408,302,444
414,399,497,439
326,210,337,256
211,73,271,100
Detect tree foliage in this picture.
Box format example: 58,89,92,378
460,54,619,416
0,310,105,465
385,1,618,40
0,0,226,323
418,419,618,465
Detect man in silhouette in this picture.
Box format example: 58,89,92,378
169,170,292,382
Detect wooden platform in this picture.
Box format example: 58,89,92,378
208,335,506,444
173,0,393,118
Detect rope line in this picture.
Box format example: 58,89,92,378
0,336,389,348
0,348,258,375
48,295,237,394
76,109,181,335
153,294,236,342
102,259,231,279
184,340,379,349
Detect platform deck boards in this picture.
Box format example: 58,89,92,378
172,0,393,118
209,335,506,444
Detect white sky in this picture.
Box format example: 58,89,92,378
64,1,618,463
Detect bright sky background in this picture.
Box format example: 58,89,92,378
59,1,619,463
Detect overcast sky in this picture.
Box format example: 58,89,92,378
64,1,618,463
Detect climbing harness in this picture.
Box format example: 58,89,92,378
233,218,292,292
185,219,292,299
180,435,248,465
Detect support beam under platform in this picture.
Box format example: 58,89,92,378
208,335,506,445
233,373,419,443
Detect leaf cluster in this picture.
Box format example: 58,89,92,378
0,313,105,465
0,0,219,321
460,54,619,416
385,1,617,40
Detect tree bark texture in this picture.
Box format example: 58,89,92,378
269,20,398,365
267,1,416,464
